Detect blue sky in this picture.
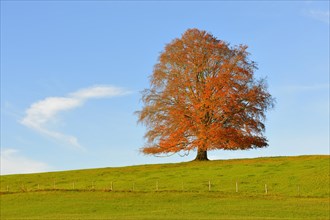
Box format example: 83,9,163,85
1,1,329,174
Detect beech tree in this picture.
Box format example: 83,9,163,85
137,29,274,161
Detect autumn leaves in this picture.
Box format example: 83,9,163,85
137,29,274,160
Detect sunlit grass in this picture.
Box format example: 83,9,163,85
1,155,329,219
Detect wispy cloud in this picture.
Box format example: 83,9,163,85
0,148,50,175
21,85,130,149
282,83,329,93
70,86,130,99
305,9,330,24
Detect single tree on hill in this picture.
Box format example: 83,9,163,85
137,29,275,161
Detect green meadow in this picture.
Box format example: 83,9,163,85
1,155,329,219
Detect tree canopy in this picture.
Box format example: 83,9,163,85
137,29,274,160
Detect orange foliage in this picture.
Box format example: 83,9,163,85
137,29,274,158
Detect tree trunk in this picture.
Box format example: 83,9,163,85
194,148,209,161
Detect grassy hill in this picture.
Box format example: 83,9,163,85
1,155,329,219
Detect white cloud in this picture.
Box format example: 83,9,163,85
20,85,130,149
71,86,129,99
305,9,330,24
21,97,82,129
0,148,50,175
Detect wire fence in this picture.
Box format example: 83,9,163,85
0,180,313,197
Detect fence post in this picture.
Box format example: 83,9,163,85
110,181,113,191
265,184,268,194
6,185,9,192
208,180,211,192
236,181,238,193
53,180,56,189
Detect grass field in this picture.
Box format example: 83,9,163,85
1,155,329,219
